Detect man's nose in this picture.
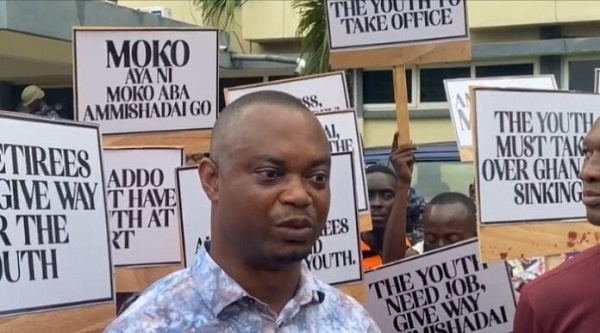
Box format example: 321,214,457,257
370,195,383,208
280,176,312,207
581,153,600,183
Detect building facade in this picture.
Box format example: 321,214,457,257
3,0,600,148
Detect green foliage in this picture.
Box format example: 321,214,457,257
292,0,330,75
192,0,238,29
193,0,331,75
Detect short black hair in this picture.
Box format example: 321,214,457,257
211,90,310,163
366,163,396,177
428,192,477,221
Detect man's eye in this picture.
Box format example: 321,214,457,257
310,173,329,184
257,169,281,179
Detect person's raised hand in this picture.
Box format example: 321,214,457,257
389,132,417,186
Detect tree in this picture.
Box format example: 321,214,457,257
193,0,329,75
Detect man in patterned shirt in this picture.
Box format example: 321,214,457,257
104,91,381,332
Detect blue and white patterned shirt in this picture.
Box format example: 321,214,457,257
104,246,381,333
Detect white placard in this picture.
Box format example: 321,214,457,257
104,148,183,267
73,28,219,135
326,0,468,50
176,152,363,285
366,239,515,333
225,72,350,114
317,111,368,212
445,75,558,150
176,166,211,268
473,88,600,224
306,152,362,285
595,68,600,94
0,112,113,317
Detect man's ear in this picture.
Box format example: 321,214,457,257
198,157,219,202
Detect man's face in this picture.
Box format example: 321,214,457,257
213,105,331,269
581,122,600,225
367,172,396,230
423,203,476,252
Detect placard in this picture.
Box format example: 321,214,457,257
73,27,219,135
176,152,363,285
224,72,350,114
104,147,183,267
445,75,558,151
326,0,468,50
0,112,113,317
317,110,368,212
176,165,211,268
365,239,515,333
307,152,363,285
472,88,600,224
325,0,471,68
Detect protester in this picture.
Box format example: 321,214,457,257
104,90,381,332
21,85,60,119
362,137,425,265
419,192,477,253
513,119,600,333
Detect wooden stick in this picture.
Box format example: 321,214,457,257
393,65,411,145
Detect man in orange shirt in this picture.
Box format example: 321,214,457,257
362,134,418,270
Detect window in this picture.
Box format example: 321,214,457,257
419,67,470,102
218,77,263,112
567,59,600,92
363,69,412,104
475,63,534,78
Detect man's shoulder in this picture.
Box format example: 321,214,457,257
105,268,204,332
522,245,600,300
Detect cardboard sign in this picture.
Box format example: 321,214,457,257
306,152,363,285
445,75,558,151
325,0,470,68
0,112,113,317
175,165,211,268
104,148,183,267
176,152,363,286
472,88,600,224
224,72,350,114
318,110,368,212
73,27,219,135
365,239,515,333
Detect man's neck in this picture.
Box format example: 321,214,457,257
209,242,302,314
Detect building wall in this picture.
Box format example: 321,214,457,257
116,0,205,26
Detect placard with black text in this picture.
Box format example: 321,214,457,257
104,148,183,267
0,112,113,317
444,75,557,150
73,28,219,135
365,239,515,333
326,0,468,50
473,88,600,224
317,111,368,212
225,72,350,114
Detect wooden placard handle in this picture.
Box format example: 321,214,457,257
393,65,411,145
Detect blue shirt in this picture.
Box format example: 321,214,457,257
104,246,381,333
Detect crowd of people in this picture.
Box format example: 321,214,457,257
11,83,594,331
99,90,600,332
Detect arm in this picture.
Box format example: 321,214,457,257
382,133,416,263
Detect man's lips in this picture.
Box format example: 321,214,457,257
276,217,313,241
583,190,600,207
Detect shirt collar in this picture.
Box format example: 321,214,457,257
191,245,326,317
